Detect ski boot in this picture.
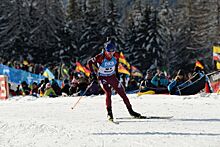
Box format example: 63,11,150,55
107,108,114,121
128,107,142,118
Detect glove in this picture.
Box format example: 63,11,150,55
91,73,97,81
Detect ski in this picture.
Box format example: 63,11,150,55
108,119,120,124
116,116,173,120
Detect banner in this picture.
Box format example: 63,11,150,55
0,75,9,99
213,46,220,61
0,64,62,86
207,71,220,93
213,46,220,70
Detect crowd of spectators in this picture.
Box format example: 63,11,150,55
0,57,75,80
1,57,210,97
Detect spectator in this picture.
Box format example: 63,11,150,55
168,69,190,94
8,83,16,96
51,79,61,96
20,81,31,96
69,78,79,96
193,60,213,93
39,78,49,95
44,83,57,97
77,75,89,96
30,82,39,97
126,78,139,92
151,68,169,88
139,70,155,92
15,85,22,95
61,79,70,96
85,78,100,96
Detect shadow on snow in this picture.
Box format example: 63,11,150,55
92,131,220,136
116,118,220,123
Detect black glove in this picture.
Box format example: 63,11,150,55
91,73,97,81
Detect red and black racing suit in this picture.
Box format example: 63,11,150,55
88,52,132,111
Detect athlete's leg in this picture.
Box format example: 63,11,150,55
99,77,113,119
108,75,132,108
108,75,141,117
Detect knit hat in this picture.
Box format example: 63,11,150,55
46,83,51,88
104,41,116,52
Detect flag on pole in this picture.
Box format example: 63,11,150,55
131,66,143,77
119,52,130,69
195,60,204,70
213,46,220,70
75,62,91,77
213,46,220,61
86,63,98,73
43,68,55,80
118,63,130,75
216,62,220,69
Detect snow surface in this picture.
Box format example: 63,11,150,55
0,93,220,147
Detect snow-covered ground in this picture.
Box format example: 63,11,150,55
0,93,220,147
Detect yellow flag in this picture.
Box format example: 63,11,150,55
119,52,130,69
216,62,220,70
118,63,130,75
213,46,220,53
213,46,220,61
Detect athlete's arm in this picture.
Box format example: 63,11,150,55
88,53,104,74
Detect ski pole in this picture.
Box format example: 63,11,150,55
71,81,94,110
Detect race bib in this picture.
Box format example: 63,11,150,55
98,57,117,76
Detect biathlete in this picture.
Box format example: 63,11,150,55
88,41,142,121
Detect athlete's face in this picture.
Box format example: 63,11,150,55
105,51,115,59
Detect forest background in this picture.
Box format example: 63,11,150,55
0,0,220,75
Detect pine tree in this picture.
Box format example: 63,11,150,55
158,0,176,74
147,8,164,69
127,4,151,70
100,0,125,50
0,0,31,59
163,1,193,74
130,4,164,72
124,16,138,61
29,0,66,64
67,0,81,20
77,0,104,64
172,0,217,72
66,0,84,64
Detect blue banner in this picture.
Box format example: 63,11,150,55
0,64,62,86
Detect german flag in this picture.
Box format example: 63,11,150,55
195,60,204,70
119,52,130,69
75,62,91,77
118,63,130,75
131,66,143,77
